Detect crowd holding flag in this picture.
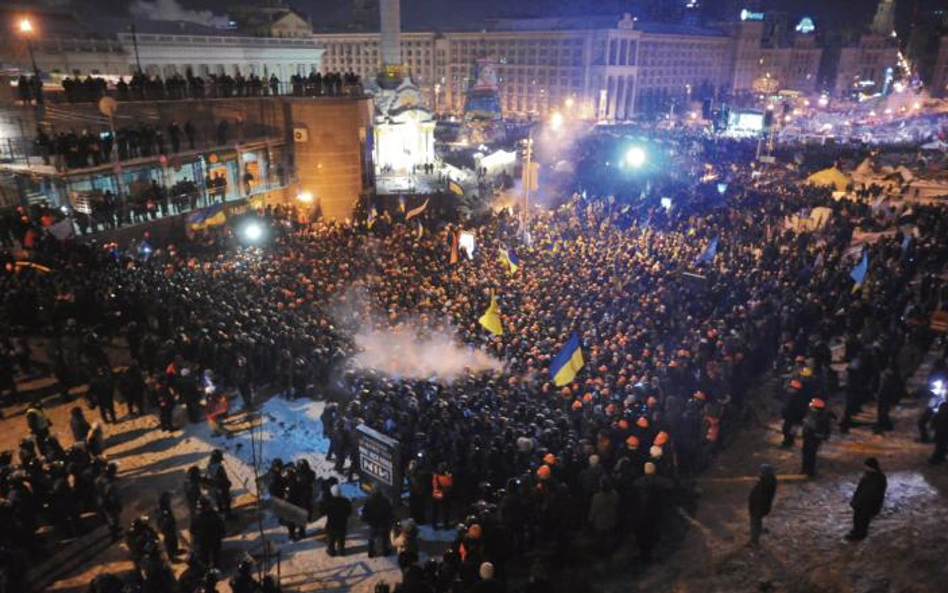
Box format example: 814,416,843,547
478,294,503,336
550,332,584,387
695,236,718,264
851,250,869,291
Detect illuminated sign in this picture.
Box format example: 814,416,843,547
795,17,815,34
740,9,765,21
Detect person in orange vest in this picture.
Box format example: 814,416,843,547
431,462,454,530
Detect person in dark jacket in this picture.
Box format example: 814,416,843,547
69,406,92,444
119,361,147,417
748,463,777,546
873,365,902,433
801,398,832,477
361,487,394,557
846,457,887,540
157,491,179,559
323,484,352,556
88,365,117,423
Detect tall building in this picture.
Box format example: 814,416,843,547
0,6,323,80
870,0,896,36
829,2,900,98
316,12,824,120
932,35,948,97
723,13,822,99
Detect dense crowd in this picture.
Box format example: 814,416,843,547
2,131,948,591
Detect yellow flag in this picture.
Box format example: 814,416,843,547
478,294,503,336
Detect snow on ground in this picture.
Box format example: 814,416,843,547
205,397,364,500
181,395,457,592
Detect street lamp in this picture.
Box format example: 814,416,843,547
18,17,40,77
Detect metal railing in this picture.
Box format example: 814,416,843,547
12,79,364,106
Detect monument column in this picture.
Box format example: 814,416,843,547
379,0,402,74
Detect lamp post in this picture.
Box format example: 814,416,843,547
18,18,39,77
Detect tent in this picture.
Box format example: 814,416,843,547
805,167,850,191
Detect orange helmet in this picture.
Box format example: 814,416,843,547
789,380,803,390
537,464,552,480
583,392,594,403
654,431,670,446
571,400,583,410
543,453,557,466
810,398,826,409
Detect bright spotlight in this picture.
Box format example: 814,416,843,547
550,111,564,131
243,222,263,242
296,191,313,203
625,146,646,168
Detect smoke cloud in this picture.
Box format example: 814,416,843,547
327,284,503,383
130,0,230,28
351,320,503,383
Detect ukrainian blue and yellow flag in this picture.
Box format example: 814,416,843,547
499,247,520,274
478,294,503,336
550,332,584,387
187,203,227,231
850,250,868,292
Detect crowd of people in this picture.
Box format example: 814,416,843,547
1,128,948,591
17,71,363,107
32,114,248,172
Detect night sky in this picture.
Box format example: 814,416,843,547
52,0,948,37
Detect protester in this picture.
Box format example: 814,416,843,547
748,463,777,546
846,457,887,541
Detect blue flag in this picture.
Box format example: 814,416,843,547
901,234,912,254
850,250,869,287
550,333,584,387
696,236,718,264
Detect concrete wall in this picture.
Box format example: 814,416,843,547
287,97,372,221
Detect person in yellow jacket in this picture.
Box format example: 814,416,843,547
431,463,454,530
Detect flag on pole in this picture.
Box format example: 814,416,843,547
695,236,718,264
850,250,869,291
550,332,584,387
449,231,459,264
367,207,377,230
406,198,429,220
478,294,503,336
499,247,520,274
